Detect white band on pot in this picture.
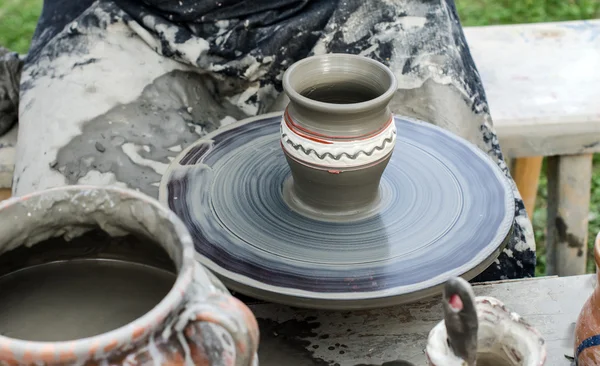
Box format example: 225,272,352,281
280,116,396,169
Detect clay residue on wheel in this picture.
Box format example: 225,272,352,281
53,70,246,197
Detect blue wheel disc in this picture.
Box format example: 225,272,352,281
159,113,514,309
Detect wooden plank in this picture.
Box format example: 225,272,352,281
249,275,594,366
464,20,600,158
546,154,593,276
512,156,543,219
0,188,10,201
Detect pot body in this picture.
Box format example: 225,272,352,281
426,297,546,366
574,232,600,365
280,53,397,221
0,186,259,365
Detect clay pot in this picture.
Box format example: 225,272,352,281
426,296,546,365
574,232,600,365
0,186,259,365
280,53,397,221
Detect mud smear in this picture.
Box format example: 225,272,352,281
257,318,330,365
53,70,246,197
0,48,22,135
555,216,585,252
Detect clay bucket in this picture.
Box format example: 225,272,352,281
0,185,259,365
426,296,546,365
280,53,397,221
574,231,600,365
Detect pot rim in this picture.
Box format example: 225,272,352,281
0,185,196,363
282,53,398,114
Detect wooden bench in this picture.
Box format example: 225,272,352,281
1,20,599,276
464,20,600,276
249,274,594,365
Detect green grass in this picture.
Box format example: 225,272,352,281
456,0,600,26
0,0,42,54
1,0,599,275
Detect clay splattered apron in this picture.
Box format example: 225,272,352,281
5,0,535,281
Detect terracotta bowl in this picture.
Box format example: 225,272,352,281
0,185,259,365
574,231,600,365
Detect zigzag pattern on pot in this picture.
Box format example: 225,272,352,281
280,117,397,168
281,133,395,161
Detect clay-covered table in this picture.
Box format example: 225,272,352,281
247,275,593,365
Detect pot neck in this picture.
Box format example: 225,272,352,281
286,101,392,139
282,54,397,139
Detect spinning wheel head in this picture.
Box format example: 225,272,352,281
158,54,515,309
159,113,514,309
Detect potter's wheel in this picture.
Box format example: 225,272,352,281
159,113,514,309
